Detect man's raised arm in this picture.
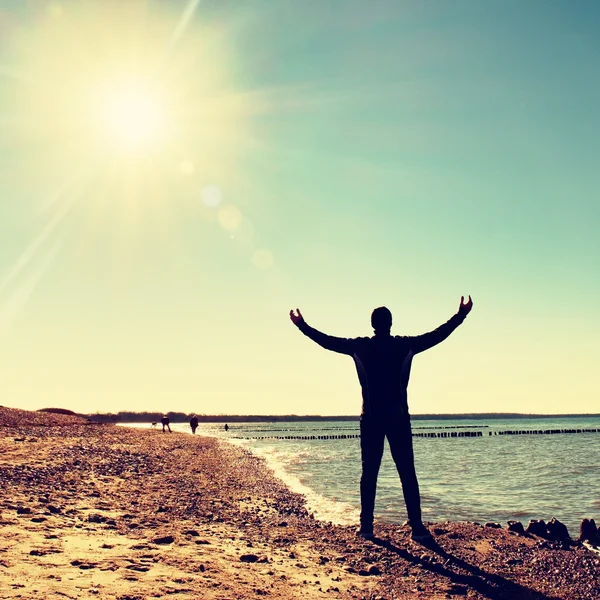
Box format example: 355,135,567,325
289,308,355,355
409,296,473,354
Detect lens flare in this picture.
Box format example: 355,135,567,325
201,185,223,207
218,205,242,231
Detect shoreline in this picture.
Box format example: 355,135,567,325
2,407,600,599
141,419,598,537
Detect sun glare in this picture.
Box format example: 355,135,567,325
93,79,168,154
4,1,277,268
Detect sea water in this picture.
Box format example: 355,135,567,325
125,416,600,536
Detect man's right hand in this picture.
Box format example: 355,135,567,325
289,308,304,324
458,296,473,316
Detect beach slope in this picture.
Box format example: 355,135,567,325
1,407,599,599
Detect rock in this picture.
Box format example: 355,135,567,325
184,529,199,536
579,518,600,546
526,519,548,538
507,521,525,534
126,564,150,572
87,513,107,523
546,517,571,543
16,507,31,515
240,553,259,563
70,559,96,569
368,565,382,575
484,522,502,528
153,535,175,545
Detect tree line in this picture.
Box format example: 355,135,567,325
81,411,600,424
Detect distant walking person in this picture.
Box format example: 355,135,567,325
161,415,171,433
190,415,199,434
289,296,473,541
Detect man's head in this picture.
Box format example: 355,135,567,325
371,306,392,333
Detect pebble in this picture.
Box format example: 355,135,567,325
240,553,259,563
153,535,175,545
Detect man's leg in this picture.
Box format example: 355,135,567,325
386,418,424,530
359,417,385,535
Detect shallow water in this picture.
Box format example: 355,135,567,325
124,416,600,536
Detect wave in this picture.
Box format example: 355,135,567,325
229,438,359,526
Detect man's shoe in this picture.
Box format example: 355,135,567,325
356,526,374,540
410,523,433,542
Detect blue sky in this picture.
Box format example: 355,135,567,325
0,1,598,415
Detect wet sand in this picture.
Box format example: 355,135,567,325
1,406,599,599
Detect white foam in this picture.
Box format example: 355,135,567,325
229,437,359,526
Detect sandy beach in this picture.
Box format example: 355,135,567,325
1,407,599,600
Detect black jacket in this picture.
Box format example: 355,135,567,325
295,312,466,418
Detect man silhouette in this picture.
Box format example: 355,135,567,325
289,296,473,541
161,415,171,433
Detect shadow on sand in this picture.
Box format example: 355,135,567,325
372,536,560,600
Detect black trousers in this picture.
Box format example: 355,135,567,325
359,415,422,527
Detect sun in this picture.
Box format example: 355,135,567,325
5,1,257,232
9,2,248,167
91,77,169,155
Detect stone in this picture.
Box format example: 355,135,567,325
153,535,175,545
240,553,259,563
546,517,571,543
507,521,525,534
484,522,502,528
526,519,548,538
87,513,107,523
579,518,600,546
184,529,200,536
